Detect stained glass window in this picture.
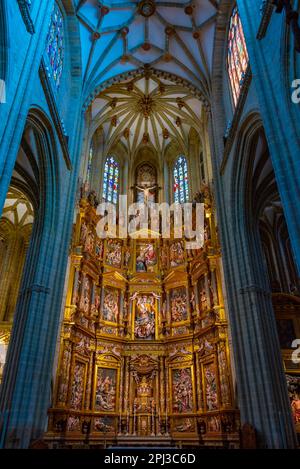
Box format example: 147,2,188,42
227,6,249,106
46,3,64,88
173,156,189,204
102,156,119,204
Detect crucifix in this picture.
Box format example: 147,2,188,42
132,183,161,205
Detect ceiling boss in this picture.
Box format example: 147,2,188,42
138,0,156,17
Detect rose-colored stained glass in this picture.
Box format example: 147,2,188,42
227,6,249,106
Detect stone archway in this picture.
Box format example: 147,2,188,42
0,109,67,448
223,114,298,448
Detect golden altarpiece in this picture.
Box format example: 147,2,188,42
45,186,240,448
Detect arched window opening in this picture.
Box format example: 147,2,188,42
227,5,249,106
46,3,64,88
102,156,119,204
173,156,189,204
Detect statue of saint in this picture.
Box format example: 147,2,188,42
137,376,152,397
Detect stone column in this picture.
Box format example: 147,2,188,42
0,103,86,449
237,0,300,272
208,111,297,447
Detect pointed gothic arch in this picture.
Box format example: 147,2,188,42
224,112,299,448
0,108,69,448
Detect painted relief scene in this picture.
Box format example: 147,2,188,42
170,287,188,323
105,239,122,268
95,368,117,412
204,363,218,411
286,375,300,430
102,287,119,323
79,275,91,314
70,362,85,410
134,295,156,340
172,368,193,414
94,417,115,433
136,242,158,273
170,240,185,268
173,417,195,433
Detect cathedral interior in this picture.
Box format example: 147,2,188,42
0,0,300,450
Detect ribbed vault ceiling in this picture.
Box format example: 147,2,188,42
75,0,219,100
91,74,203,155
2,188,34,228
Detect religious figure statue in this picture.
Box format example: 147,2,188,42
80,275,91,313
87,190,99,208
205,364,218,410
170,241,185,267
95,240,104,261
84,231,94,254
134,295,156,339
80,181,90,200
137,376,152,397
190,291,196,313
291,394,300,425
80,221,88,244
200,287,207,313
287,374,300,426
124,247,131,268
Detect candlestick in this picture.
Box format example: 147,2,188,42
126,409,129,435
166,398,170,435
133,402,136,435
151,400,155,436
118,411,122,435
158,403,161,436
